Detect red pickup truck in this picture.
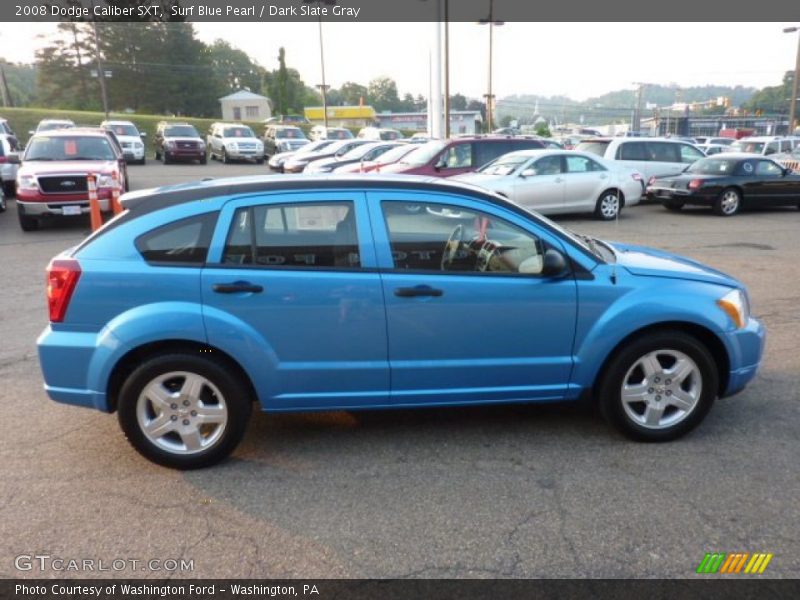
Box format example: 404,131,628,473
15,128,128,231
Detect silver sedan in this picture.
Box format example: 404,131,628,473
453,149,644,220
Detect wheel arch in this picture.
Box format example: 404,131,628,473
590,321,730,401
106,339,258,414
599,187,626,207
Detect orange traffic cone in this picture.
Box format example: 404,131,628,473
111,171,122,215
87,174,103,231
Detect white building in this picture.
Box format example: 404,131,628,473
219,90,272,122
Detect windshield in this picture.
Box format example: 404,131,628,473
574,141,610,156
328,129,353,140
731,141,764,154
25,135,115,161
223,126,255,138
376,144,416,164
276,128,305,139
478,153,530,175
296,140,333,154
165,125,199,138
108,124,139,137
400,140,447,165
686,158,738,175
38,121,74,132
380,130,401,140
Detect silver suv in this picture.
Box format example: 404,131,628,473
206,122,264,164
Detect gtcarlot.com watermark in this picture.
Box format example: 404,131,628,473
14,554,194,573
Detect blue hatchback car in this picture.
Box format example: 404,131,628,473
38,175,765,468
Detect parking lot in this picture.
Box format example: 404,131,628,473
1,161,799,578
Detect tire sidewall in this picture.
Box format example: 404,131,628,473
595,190,621,221
714,187,740,216
117,353,251,469
598,331,718,442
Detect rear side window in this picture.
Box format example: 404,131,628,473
441,143,474,168
618,142,648,160
222,202,360,268
136,213,217,265
474,142,511,167
679,144,704,164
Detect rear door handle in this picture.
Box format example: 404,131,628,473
394,285,443,298
212,282,264,294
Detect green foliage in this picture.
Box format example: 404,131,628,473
744,71,794,114
534,123,551,137
368,76,401,112
0,61,37,107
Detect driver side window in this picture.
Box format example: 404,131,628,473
381,201,545,275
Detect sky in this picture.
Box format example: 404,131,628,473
1,22,798,101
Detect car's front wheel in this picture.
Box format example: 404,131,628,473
118,353,252,469
18,209,38,231
594,190,622,220
598,330,718,442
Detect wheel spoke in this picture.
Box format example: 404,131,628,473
622,382,649,404
668,389,695,412
195,404,226,425
144,413,175,438
669,358,695,385
144,382,175,411
640,353,662,379
180,428,204,452
181,373,206,403
644,404,664,427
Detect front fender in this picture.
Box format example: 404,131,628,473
570,267,735,392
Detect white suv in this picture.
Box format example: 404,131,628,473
207,122,264,164
575,137,705,181
728,136,796,157
101,120,147,164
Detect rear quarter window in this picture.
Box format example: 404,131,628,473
135,213,217,265
575,141,610,157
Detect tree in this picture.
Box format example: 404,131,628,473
368,76,401,112
209,39,264,97
35,23,97,110
338,81,368,106
744,71,794,114
449,93,467,111
534,123,552,137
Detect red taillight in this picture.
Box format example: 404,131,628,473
0,156,7,164
688,179,704,190
648,176,657,186
631,172,643,182
46,259,81,323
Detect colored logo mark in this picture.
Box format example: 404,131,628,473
696,552,773,574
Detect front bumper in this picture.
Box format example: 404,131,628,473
122,148,145,162
722,316,766,397
18,196,111,216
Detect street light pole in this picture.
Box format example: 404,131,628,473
479,0,503,133
784,26,800,135
89,0,109,119
304,0,336,128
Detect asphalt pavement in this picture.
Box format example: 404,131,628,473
0,161,798,578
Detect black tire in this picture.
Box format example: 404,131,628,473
256,158,265,165
200,154,207,165
713,187,741,217
2,180,14,198
18,209,39,231
163,153,171,165
0,193,6,213
663,201,684,212
222,148,229,164
139,157,146,166
117,353,252,469
597,330,718,442
594,190,622,220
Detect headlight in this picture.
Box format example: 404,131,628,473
717,288,749,329
96,174,115,188
17,174,37,190
165,140,176,149
227,142,237,150
134,141,143,149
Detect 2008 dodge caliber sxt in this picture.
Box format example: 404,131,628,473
37,175,765,469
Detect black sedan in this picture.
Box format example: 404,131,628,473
646,153,800,216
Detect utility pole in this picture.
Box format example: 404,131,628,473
479,0,503,133
632,82,647,134
443,0,450,138
784,26,800,134
89,1,110,119
0,63,11,108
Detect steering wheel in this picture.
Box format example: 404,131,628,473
440,224,464,270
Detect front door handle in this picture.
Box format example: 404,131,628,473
394,285,443,298
212,282,264,294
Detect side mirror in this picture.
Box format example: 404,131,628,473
783,167,792,176
28,130,35,136
434,156,447,170
541,249,568,278
520,168,536,178
139,132,147,138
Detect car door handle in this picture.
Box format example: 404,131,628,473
212,282,264,294
394,286,444,298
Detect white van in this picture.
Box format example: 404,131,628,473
575,137,705,181
728,136,796,157
357,127,403,141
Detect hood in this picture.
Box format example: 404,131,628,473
611,242,738,287
164,137,203,144
19,160,118,176
115,135,144,144
222,137,261,144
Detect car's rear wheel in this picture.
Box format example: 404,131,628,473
713,188,740,216
0,192,6,213
17,210,38,231
598,330,717,442
222,148,229,164
118,353,252,469
663,201,684,212
594,190,622,220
